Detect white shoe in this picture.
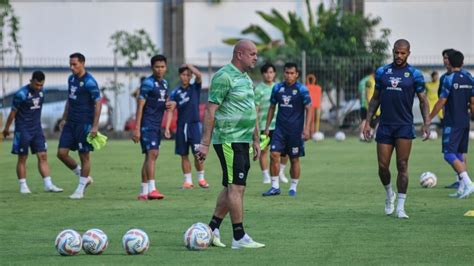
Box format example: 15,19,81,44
44,184,63,193
231,234,265,249
279,172,289,183
211,228,226,248
396,209,409,219
384,191,396,215
449,190,463,198
459,184,474,199
69,191,83,199
20,186,31,194
263,176,271,184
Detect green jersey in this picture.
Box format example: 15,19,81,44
208,63,257,144
358,75,370,108
254,82,276,131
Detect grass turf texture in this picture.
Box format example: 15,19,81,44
1,138,473,265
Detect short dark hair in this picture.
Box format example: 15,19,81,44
151,54,167,66
442,49,455,56
448,50,464,68
260,63,276,74
431,71,438,78
284,62,298,71
69,52,86,62
178,66,190,74
31,71,45,82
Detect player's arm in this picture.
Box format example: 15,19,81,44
133,99,145,143
89,81,102,138
164,97,176,139
2,109,17,138
264,104,276,135
185,64,202,84
363,89,380,140
418,91,431,141
429,97,446,121
58,100,69,131
198,102,219,161
303,103,314,141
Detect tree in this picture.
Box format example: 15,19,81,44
109,29,158,131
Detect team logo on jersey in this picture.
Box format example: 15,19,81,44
292,89,298,95
281,95,292,107
31,97,41,110
155,82,159,88
158,89,166,102
387,77,402,91
39,92,43,97
163,82,168,89
28,93,32,99
278,87,285,93
387,68,392,74
404,72,410,78
391,79,399,88
69,86,78,99
80,81,84,87
454,83,459,90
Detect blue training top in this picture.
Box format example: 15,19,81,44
12,85,43,132
67,72,101,124
139,75,169,130
439,69,474,128
170,82,201,125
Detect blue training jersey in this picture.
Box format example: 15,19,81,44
375,63,425,125
438,72,449,97
139,75,169,130
12,85,43,132
170,82,201,125
67,73,101,124
439,69,474,128
271,81,311,135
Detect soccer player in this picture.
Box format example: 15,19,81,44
438,48,460,189
254,63,289,184
57,53,102,199
166,64,209,189
2,71,63,194
132,55,175,200
428,50,474,198
261,62,313,197
197,40,265,249
363,39,430,219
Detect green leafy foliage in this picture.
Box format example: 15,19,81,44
109,29,159,68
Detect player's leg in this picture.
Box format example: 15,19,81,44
259,145,271,183
279,154,289,183
189,123,208,188
288,157,300,196
262,151,282,196
57,123,81,176
377,143,395,215
69,151,93,199
17,154,31,194
137,158,149,200
145,149,163,199
449,128,474,198
181,155,193,189
193,154,208,188
32,132,62,192
12,131,31,193
287,135,304,196
175,125,192,189
393,138,412,218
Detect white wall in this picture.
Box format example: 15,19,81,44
11,1,162,59
366,0,473,57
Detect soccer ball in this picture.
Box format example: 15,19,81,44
335,131,346,141
122,229,150,255
312,131,325,141
82,228,109,255
429,130,438,140
184,223,213,251
55,229,82,256
419,172,437,188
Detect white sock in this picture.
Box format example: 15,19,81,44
43,176,53,188
271,176,279,189
73,166,81,176
290,179,299,191
148,179,156,193
140,182,148,195
459,171,472,186
76,176,88,193
197,171,205,181
397,193,406,211
184,173,193,184
262,169,270,179
19,178,27,187
279,164,287,174
384,184,393,199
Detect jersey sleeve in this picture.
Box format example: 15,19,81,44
270,84,280,105
169,88,178,101
208,72,231,105
193,81,202,93
412,69,426,93
300,85,312,106
254,84,263,107
439,74,453,99
12,89,27,110
139,79,154,100
85,78,101,102
374,67,384,91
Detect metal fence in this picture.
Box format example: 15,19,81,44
1,54,473,134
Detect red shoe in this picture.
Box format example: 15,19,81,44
137,194,148,201
181,182,193,189
198,179,209,189
148,189,165,200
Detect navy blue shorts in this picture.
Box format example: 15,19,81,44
175,122,201,156
270,129,305,158
12,130,47,155
375,124,416,145
58,122,94,153
140,127,161,154
442,127,469,154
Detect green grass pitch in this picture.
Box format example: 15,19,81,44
1,138,474,265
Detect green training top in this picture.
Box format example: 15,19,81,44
208,63,257,144
254,82,276,131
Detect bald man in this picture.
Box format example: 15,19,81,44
197,40,265,249
363,39,430,219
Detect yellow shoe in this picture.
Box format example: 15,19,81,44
211,229,226,248
231,234,265,249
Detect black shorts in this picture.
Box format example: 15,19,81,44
360,107,367,120
213,143,250,187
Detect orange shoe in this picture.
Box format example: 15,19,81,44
181,182,194,189
137,194,148,201
148,189,165,200
198,179,209,189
